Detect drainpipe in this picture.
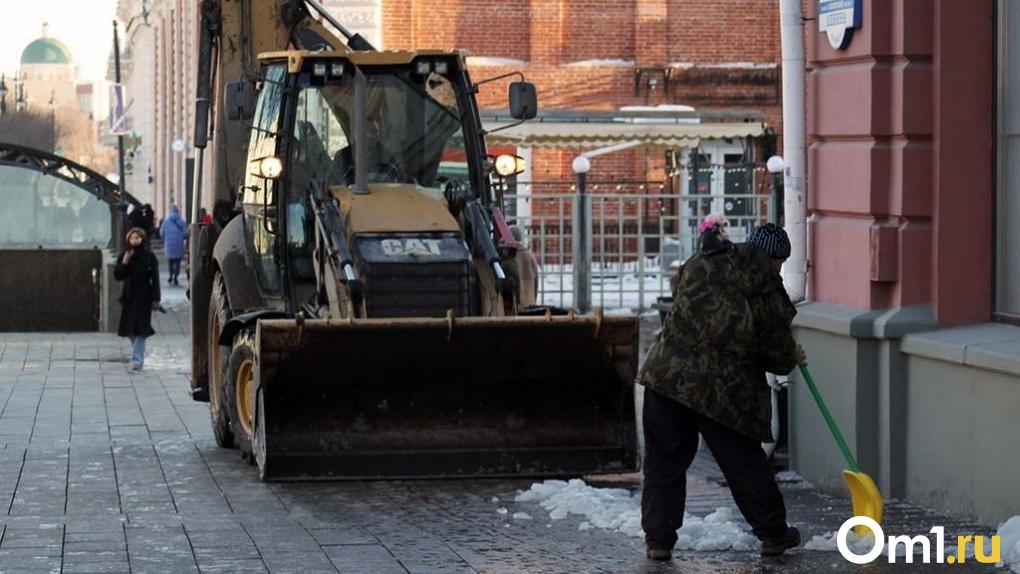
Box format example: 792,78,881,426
779,0,807,302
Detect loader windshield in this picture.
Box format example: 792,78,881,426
291,66,469,192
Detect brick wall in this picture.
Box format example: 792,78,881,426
667,0,780,63
383,0,782,206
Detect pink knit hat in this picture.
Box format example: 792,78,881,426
698,213,729,234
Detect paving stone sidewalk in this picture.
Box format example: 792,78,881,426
0,271,1002,573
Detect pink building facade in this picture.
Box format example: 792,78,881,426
791,0,1020,525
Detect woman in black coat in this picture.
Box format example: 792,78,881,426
115,228,161,371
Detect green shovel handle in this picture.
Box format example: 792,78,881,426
798,364,861,473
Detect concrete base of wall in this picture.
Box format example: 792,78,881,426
0,249,104,332
792,303,1020,525
102,261,122,334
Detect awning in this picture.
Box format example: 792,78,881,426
483,121,765,149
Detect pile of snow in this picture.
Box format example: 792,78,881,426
676,508,757,552
515,479,641,535
513,479,757,551
998,516,1020,573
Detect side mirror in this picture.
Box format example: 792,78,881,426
226,80,257,121
509,82,537,120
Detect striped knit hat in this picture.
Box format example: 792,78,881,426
746,223,791,260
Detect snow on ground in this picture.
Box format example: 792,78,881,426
144,343,190,372
804,531,882,555
804,530,930,558
997,516,1020,573
161,283,190,311
513,479,758,551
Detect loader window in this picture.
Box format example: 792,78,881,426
243,64,287,293
294,67,469,191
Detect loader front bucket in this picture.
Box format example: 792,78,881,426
250,313,638,480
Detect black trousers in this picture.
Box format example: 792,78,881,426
168,259,181,281
641,388,788,549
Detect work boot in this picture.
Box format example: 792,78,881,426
646,547,673,561
761,526,800,557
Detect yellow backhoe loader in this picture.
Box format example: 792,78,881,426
187,0,639,480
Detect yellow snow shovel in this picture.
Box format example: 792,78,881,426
799,364,884,537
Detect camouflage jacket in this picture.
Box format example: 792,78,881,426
639,241,798,441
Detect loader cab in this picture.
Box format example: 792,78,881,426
240,52,494,313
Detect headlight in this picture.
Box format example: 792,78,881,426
258,157,283,179
494,154,526,177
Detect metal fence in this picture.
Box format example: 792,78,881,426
502,165,778,311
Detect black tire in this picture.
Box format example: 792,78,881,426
207,273,234,448
224,329,256,463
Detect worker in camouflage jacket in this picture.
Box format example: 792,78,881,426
639,218,806,562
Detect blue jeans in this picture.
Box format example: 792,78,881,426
130,336,147,367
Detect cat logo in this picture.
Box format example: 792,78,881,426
381,238,443,257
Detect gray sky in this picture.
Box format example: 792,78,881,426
0,0,120,84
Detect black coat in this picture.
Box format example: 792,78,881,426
127,207,156,236
114,249,161,338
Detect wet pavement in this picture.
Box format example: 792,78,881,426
0,265,1002,573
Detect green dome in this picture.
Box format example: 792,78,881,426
21,38,72,65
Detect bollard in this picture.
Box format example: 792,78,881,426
572,156,592,314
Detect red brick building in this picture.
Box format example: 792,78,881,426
379,0,783,182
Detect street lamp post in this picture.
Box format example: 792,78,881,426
572,155,592,314
113,20,129,253
0,75,8,117
48,91,56,153
15,80,27,113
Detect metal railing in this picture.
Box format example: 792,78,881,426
503,175,777,311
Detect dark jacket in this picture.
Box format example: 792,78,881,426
128,205,156,236
114,248,161,338
638,237,798,441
